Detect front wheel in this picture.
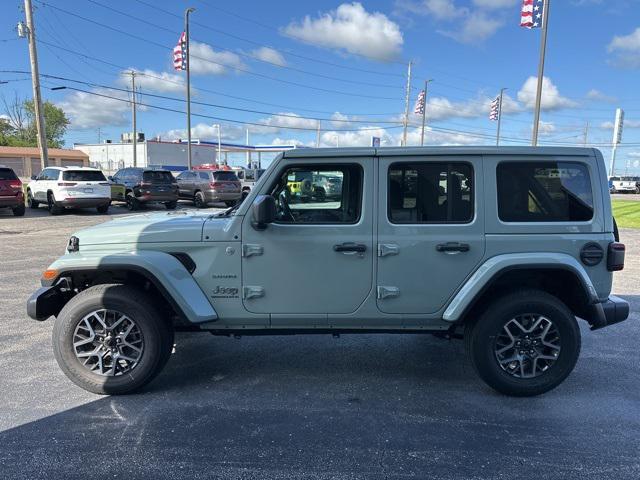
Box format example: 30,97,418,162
165,201,177,210
52,284,174,395
465,289,580,397
126,193,139,211
194,191,206,208
27,191,39,209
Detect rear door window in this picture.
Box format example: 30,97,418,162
199,172,210,180
143,171,174,183
63,170,106,182
0,168,18,180
497,161,593,222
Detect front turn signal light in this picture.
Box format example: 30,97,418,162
42,269,58,281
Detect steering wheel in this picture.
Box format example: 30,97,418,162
278,189,295,222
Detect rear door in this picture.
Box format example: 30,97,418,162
376,155,485,314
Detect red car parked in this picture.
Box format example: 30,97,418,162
0,166,26,216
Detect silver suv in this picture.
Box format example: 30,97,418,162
176,169,242,207
27,147,629,397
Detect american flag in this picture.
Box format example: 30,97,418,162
413,90,425,115
520,0,545,29
489,96,501,121
173,31,187,70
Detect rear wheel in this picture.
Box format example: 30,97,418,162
465,289,580,397
27,190,39,209
52,284,174,395
194,191,206,208
224,200,236,207
12,202,26,216
96,203,110,214
165,201,177,210
126,193,139,211
47,192,64,215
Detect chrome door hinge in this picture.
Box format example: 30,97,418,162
243,286,265,300
377,286,400,300
377,243,399,257
242,244,264,258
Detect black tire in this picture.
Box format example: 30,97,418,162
465,289,581,397
52,284,174,395
165,201,178,210
27,190,39,209
96,203,110,214
194,191,206,208
224,200,237,208
47,192,64,215
126,193,139,211
241,190,249,200
12,203,26,216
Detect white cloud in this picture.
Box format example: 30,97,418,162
586,89,617,103
400,0,467,20
269,137,309,147
538,121,556,136
608,27,640,68
58,89,130,129
440,11,503,44
251,47,286,66
189,41,246,75
628,151,640,158
117,69,184,93
282,3,404,61
259,112,319,130
600,119,640,129
517,76,578,111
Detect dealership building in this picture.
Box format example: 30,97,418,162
74,136,301,173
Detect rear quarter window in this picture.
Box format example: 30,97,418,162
497,161,593,222
213,171,239,181
63,170,106,182
0,168,18,181
143,171,174,183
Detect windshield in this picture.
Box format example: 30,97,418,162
143,171,174,183
63,170,106,181
0,168,18,181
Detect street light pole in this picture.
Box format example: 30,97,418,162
184,7,195,170
22,0,48,170
129,71,137,167
420,79,433,147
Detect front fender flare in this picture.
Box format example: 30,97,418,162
442,253,599,322
44,251,217,324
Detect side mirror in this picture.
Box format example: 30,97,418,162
31,175,37,180
251,195,276,230
108,176,114,181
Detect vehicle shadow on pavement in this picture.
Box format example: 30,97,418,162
1,300,639,479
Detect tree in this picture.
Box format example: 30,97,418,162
1,94,69,148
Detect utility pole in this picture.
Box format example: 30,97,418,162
21,0,48,169
246,128,250,167
496,88,507,146
316,120,321,147
420,79,433,146
184,7,195,170
531,0,551,146
129,71,137,167
583,121,590,147
402,61,412,147
610,108,624,177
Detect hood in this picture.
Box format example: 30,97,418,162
74,210,211,245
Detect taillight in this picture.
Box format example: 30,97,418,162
607,242,625,271
210,181,220,188
8,181,22,190
57,182,77,187
140,182,151,187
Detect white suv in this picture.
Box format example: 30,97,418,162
27,167,111,215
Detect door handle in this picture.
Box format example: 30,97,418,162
436,242,470,253
333,242,367,253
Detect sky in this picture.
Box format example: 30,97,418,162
1,0,640,171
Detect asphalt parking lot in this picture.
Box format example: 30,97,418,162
0,202,639,479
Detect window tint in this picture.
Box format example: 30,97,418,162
497,162,593,222
63,170,106,182
0,168,18,180
270,164,362,224
388,162,473,224
213,171,239,181
199,172,210,180
143,171,174,183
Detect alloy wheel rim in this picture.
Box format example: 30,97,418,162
493,314,561,379
72,309,144,376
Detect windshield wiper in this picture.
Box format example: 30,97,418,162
212,202,242,218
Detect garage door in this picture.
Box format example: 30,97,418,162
30,157,42,176
1,158,25,177
60,159,84,167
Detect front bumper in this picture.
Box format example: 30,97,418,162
585,295,630,330
27,285,69,321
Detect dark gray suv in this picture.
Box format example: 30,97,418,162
110,168,179,211
176,169,241,208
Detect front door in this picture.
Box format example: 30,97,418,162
241,158,373,321
376,156,485,314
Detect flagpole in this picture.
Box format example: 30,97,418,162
496,87,506,146
531,0,550,146
420,79,433,147
184,7,195,169
402,61,412,147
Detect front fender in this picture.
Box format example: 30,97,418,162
442,253,599,322
44,250,217,324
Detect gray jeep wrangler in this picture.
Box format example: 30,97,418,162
27,147,629,396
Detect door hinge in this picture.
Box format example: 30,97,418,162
242,244,264,258
377,243,399,257
377,286,400,300
243,286,265,300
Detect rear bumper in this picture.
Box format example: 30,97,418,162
204,190,241,202
584,295,630,330
136,192,179,203
0,195,22,208
27,285,68,321
57,197,110,208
